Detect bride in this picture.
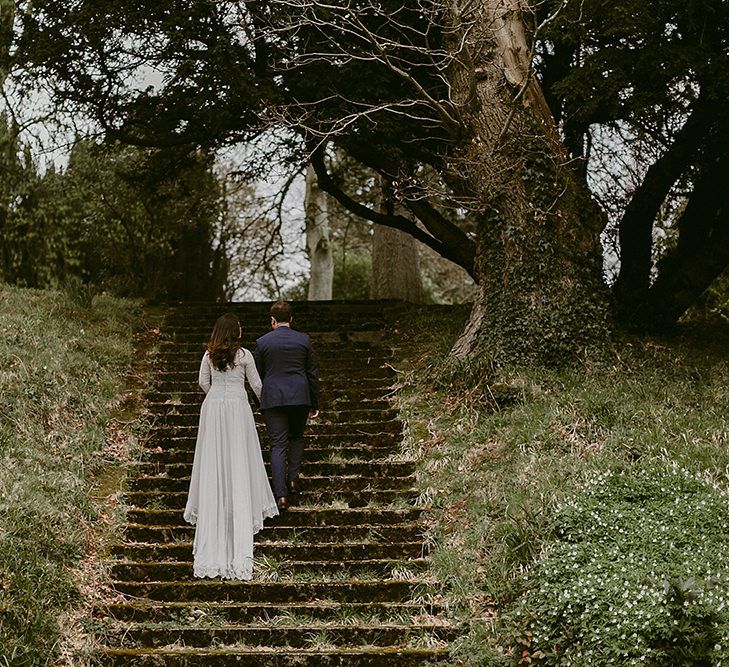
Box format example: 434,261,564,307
183,312,278,579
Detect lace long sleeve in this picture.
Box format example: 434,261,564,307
199,352,212,394
243,349,263,400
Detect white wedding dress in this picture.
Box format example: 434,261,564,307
183,348,278,579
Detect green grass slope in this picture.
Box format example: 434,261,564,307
0,286,142,666
395,307,729,666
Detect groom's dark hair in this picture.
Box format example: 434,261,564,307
271,299,292,323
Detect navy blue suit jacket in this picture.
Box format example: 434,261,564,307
254,326,319,411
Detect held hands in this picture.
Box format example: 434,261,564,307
308,409,319,419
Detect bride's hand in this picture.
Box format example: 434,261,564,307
308,409,319,419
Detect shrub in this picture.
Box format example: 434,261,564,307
505,462,729,666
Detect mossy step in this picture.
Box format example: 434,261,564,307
102,600,442,624
140,445,403,465
146,411,399,427
145,392,392,407
131,461,415,480
153,367,395,380
147,404,399,422
100,647,447,666
152,378,393,393
165,308,389,320
162,301,394,314
159,331,388,341
103,623,455,650
158,339,391,350
126,489,417,511
147,397,392,410
126,508,422,528
165,312,388,324
152,358,392,377
147,421,403,438
157,363,393,377
122,523,424,544
152,374,395,391
163,323,388,341
156,352,393,365
162,330,389,346
111,541,426,562
146,432,402,450
111,579,429,603
111,558,429,582
162,319,390,332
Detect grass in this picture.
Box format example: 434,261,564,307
0,285,143,666
393,306,729,666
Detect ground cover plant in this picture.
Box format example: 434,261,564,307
0,285,141,665
394,307,729,666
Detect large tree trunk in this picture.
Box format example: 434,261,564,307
447,0,609,363
612,100,711,325
371,225,424,302
637,129,729,329
371,178,424,302
304,163,333,300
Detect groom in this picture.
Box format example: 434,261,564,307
254,300,319,512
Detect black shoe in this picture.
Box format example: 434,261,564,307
288,478,302,495
276,497,288,512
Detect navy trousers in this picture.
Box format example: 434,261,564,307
263,405,309,499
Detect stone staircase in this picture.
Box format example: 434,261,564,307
97,302,455,665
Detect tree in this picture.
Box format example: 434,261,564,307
536,0,729,329
371,178,424,303
304,164,334,300
0,131,231,299
63,140,230,300
13,0,726,358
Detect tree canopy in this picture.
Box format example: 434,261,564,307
4,0,728,350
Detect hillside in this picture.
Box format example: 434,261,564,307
0,286,143,664
1,291,728,666
395,306,729,665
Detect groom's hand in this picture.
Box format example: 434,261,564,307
308,409,319,419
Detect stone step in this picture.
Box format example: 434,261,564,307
162,317,390,331
146,404,398,422
146,432,402,450
162,299,393,313
160,325,388,339
111,558,429,582
157,338,391,349
140,444,403,465
163,323,387,342
102,623,455,650
111,541,426,562
155,350,393,364
156,353,394,367
125,508,422,528
152,378,393,393
99,647,448,666
153,366,396,382
130,461,415,480
111,579,429,603
161,329,390,345
145,410,399,427
147,421,403,438
122,523,424,544
102,600,441,624
144,392,392,407
164,309,388,323
125,488,417,509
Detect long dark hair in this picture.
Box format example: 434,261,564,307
207,313,241,372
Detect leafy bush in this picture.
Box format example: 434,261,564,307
505,462,729,665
